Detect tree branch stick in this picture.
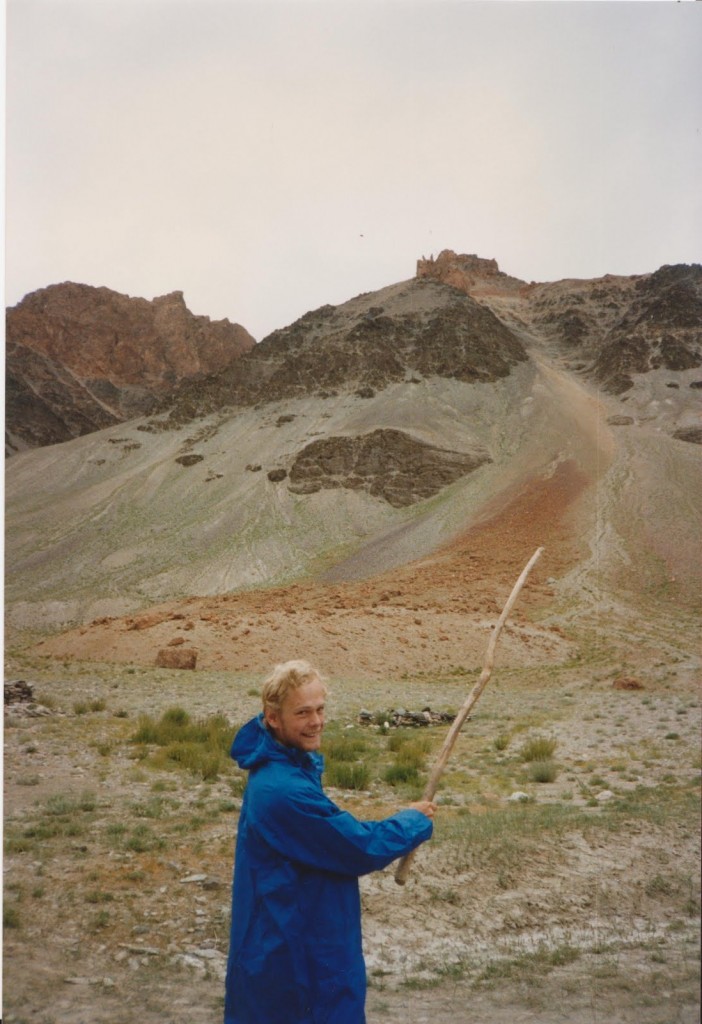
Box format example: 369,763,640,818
394,546,544,885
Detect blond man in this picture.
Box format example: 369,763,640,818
224,660,435,1024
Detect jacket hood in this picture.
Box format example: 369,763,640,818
231,713,324,773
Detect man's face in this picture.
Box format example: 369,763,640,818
265,679,326,752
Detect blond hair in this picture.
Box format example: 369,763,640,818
261,660,327,714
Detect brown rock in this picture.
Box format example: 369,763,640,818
155,648,198,670
5,283,255,453
612,675,645,690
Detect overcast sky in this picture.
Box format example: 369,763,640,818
5,0,702,340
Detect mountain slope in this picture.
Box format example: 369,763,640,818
5,283,255,453
5,254,701,681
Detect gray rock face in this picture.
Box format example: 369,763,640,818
158,279,529,425
287,428,491,507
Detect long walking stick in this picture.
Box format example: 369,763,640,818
394,546,544,885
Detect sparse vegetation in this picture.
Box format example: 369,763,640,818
325,761,372,790
529,760,558,783
3,634,700,1022
4,904,21,929
521,735,558,761
129,706,236,780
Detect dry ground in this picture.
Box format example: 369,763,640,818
3,642,700,1024
5,350,701,1023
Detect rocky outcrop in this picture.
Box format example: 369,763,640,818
5,283,255,453
286,428,491,507
416,250,526,297
523,263,702,393
589,264,702,393
422,251,702,395
673,426,702,445
158,279,528,425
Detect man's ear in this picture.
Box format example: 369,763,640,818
264,708,279,735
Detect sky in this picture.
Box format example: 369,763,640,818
5,0,702,341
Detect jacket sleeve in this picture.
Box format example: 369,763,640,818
251,770,432,877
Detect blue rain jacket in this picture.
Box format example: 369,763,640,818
224,714,433,1024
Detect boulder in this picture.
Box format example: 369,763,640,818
155,648,198,670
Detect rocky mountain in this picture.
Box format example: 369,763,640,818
127,251,701,450
4,252,701,651
152,277,528,426
416,250,702,394
5,283,255,454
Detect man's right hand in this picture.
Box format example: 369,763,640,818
408,800,437,819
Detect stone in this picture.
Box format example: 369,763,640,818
288,429,491,508
612,675,644,690
155,648,198,670
175,454,204,466
4,679,34,704
673,426,702,444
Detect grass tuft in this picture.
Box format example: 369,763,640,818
521,735,558,762
325,761,371,790
529,760,559,784
129,707,236,780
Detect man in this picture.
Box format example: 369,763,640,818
224,659,435,1024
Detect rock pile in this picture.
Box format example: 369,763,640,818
4,679,55,716
358,707,457,728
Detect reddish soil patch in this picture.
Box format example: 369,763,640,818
37,461,589,678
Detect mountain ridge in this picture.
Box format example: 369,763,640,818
5,282,255,453
5,251,701,681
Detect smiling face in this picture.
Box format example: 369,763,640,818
265,678,326,752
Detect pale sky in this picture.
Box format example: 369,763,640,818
5,0,702,341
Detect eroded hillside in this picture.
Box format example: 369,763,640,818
5,284,255,453
5,254,701,677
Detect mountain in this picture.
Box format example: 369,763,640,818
4,252,701,682
5,283,255,454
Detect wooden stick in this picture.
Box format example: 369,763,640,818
394,546,544,885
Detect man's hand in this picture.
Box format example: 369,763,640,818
408,800,437,819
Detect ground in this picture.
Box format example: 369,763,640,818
4,343,701,1023
4,590,700,1023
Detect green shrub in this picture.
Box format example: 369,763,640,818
521,736,558,762
158,742,223,781
529,761,559,784
4,905,20,929
494,734,510,752
323,735,368,761
162,706,190,727
384,762,420,786
388,732,432,756
129,708,235,779
325,762,371,790
124,824,165,852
